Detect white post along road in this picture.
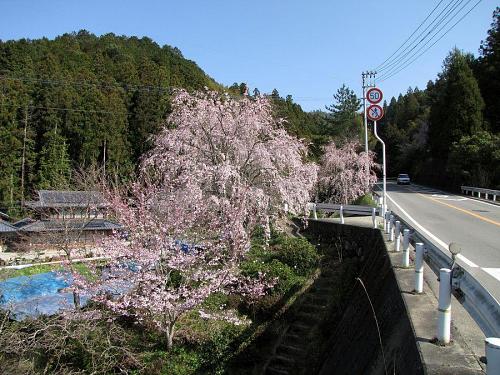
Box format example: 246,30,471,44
379,181,500,309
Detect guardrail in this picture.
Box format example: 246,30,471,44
385,210,500,338
461,185,499,202
306,203,379,228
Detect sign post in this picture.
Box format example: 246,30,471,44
373,119,386,216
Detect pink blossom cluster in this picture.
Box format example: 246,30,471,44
143,89,318,235
317,140,379,205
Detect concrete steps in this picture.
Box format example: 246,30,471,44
261,265,341,374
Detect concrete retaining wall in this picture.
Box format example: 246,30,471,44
304,219,424,375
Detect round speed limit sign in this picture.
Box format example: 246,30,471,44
366,87,383,104
367,104,384,121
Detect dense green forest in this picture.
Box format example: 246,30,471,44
0,29,354,215
377,7,500,190
0,30,222,213
1,7,499,214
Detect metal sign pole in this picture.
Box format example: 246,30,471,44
362,72,368,154
373,120,386,214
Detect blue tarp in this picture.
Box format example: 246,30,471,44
0,271,90,320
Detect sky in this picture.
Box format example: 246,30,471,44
0,0,496,111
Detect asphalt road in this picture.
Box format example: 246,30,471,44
378,181,500,302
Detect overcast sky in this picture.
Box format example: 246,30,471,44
0,0,495,111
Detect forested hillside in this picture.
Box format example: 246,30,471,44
377,7,500,190
2,7,497,214
0,30,221,212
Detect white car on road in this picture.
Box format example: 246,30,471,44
397,173,411,185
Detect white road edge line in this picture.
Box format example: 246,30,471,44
386,192,479,268
483,268,500,283
456,254,479,268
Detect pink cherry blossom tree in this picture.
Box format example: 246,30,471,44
79,179,272,351
76,89,316,350
142,89,318,239
317,141,379,205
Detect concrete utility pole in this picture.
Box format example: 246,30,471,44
21,104,29,206
361,71,377,154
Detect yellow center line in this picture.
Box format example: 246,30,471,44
417,193,500,228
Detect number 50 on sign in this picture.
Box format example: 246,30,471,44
366,87,383,104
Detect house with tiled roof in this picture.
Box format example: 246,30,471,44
1,190,122,251
25,190,108,220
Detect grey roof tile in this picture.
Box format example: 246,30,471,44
0,220,17,233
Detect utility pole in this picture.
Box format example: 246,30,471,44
361,70,377,153
21,104,29,207
103,138,107,180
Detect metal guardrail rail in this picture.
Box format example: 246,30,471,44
306,203,379,228
461,185,499,202
387,210,500,337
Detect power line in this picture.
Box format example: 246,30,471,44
377,0,471,78
0,101,129,116
0,74,175,94
379,0,482,82
374,0,447,71
377,0,469,74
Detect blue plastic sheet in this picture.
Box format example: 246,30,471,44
0,271,90,320
0,269,134,320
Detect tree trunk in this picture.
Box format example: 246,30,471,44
73,291,81,310
166,323,175,351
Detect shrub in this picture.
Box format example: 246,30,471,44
142,347,202,375
198,322,244,373
352,193,377,207
273,237,319,276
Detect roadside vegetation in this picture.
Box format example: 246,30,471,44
0,231,323,374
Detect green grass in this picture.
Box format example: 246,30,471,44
0,262,97,281
0,264,61,281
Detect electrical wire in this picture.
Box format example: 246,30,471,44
379,0,482,82
0,74,174,94
377,0,471,78
374,0,447,71
377,0,469,74
0,101,129,116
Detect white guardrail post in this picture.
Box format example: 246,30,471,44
437,268,452,344
415,243,424,293
485,338,500,375
313,203,317,220
402,229,410,267
390,209,500,339
371,207,377,229
395,221,401,251
389,215,395,241
340,205,344,224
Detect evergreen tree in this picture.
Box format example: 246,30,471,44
37,130,72,189
476,7,500,133
325,84,361,140
429,49,484,160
